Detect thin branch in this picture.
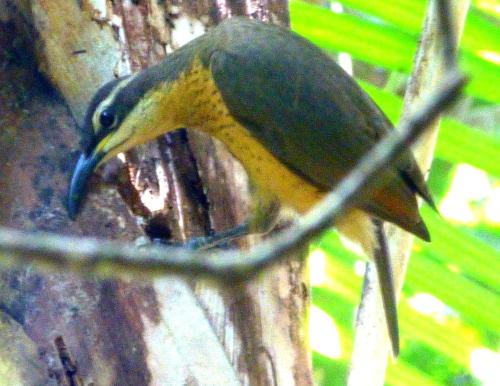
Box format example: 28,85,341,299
436,0,458,68
0,72,466,280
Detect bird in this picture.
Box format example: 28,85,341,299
67,17,435,357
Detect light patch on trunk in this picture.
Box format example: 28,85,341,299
171,15,206,48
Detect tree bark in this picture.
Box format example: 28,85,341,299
0,1,311,385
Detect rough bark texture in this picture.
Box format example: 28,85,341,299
0,1,311,385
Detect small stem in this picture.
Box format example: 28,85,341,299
0,74,466,281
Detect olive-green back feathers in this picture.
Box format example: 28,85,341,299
207,18,433,239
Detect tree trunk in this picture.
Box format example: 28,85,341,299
0,1,311,385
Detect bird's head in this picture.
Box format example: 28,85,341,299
67,41,220,219
67,72,180,219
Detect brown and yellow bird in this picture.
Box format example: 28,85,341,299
68,17,435,356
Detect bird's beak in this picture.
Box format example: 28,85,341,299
67,150,104,219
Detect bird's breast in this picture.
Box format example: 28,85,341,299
182,59,325,213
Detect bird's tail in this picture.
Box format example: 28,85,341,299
337,210,399,357
372,219,399,357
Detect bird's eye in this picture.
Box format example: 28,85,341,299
99,109,115,128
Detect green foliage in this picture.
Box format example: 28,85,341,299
290,0,500,103
358,81,500,178
290,1,500,385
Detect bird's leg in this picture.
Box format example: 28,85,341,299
177,222,249,250
188,195,281,250
156,194,282,250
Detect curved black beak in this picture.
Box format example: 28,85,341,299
67,151,104,219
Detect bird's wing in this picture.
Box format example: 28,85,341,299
208,19,432,239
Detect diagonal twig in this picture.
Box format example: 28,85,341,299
0,72,466,280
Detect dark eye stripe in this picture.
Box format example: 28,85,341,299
85,111,118,155
89,107,118,150
94,119,117,147
81,78,124,155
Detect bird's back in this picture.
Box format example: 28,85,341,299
202,18,433,240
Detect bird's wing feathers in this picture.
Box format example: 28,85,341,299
208,19,432,239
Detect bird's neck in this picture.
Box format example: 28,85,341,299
118,49,327,215
132,55,235,135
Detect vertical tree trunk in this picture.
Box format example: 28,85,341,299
0,1,312,385
348,1,470,385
